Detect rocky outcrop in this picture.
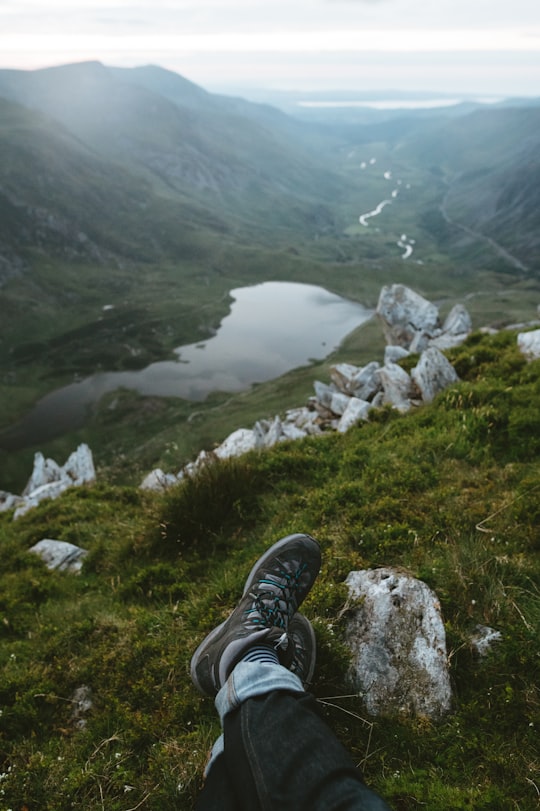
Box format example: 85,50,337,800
141,286,469,491
344,568,452,718
1,444,96,519
376,284,472,352
28,538,88,573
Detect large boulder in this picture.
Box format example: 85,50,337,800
376,285,440,348
411,347,460,403
376,362,414,413
430,304,473,350
344,568,452,718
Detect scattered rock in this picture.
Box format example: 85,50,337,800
470,624,503,657
384,345,410,365
0,444,96,519
70,685,93,729
214,427,258,459
517,328,540,360
376,284,472,351
337,397,372,433
377,284,440,348
29,539,88,573
139,286,468,490
344,568,452,718
411,347,460,403
376,362,415,413
140,468,178,492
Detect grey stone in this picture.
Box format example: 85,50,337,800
351,361,381,401
376,362,414,413
214,428,258,459
29,539,88,573
470,624,503,657
345,568,452,718
384,345,410,365
337,398,372,432
376,284,440,348
411,347,460,403
517,328,540,360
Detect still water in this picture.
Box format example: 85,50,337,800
2,281,373,448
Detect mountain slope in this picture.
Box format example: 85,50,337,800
0,329,538,810
0,62,345,232
398,107,540,269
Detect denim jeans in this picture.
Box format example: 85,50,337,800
195,662,392,811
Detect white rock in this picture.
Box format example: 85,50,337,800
63,444,96,484
0,491,24,513
411,347,460,403
518,328,540,360
345,568,452,718
384,345,410,365
376,284,440,348
140,468,179,491
280,423,308,441
337,398,372,433
22,453,66,496
29,539,88,573
14,444,96,518
330,391,353,416
214,428,258,459
376,362,414,412
330,363,361,394
351,361,381,401
470,624,503,657
440,303,472,342
313,380,337,409
264,416,283,447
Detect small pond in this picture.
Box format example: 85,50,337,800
1,281,373,449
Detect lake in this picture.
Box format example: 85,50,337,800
1,281,373,449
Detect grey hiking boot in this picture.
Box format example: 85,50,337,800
288,613,317,688
190,533,321,696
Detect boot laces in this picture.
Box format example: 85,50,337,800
245,564,307,630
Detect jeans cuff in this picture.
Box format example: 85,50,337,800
215,661,305,725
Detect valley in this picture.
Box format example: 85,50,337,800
0,62,539,491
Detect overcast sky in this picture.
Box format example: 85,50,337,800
1,0,539,97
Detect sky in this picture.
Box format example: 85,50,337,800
1,0,539,98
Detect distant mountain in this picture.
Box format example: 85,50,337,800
0,61,344,243
397,106,540,269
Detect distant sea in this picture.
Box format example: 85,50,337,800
298,97,504,110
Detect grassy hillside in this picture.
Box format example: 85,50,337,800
0,329,538,810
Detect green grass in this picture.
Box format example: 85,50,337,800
0,330,538,809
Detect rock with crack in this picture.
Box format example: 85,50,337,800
376,284,440,348
411,347,460,403
29,539,88,573
376,362,415,413
344,568,452,718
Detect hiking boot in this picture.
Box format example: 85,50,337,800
190,533,321,696
288,613,317,688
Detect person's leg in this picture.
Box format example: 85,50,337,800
216,662,392,811
194,751,240,811
191,533,391,810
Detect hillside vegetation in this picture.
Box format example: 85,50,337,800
1,329,538,810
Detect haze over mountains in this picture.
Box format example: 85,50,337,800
1,62,539,278
0,61,539,487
